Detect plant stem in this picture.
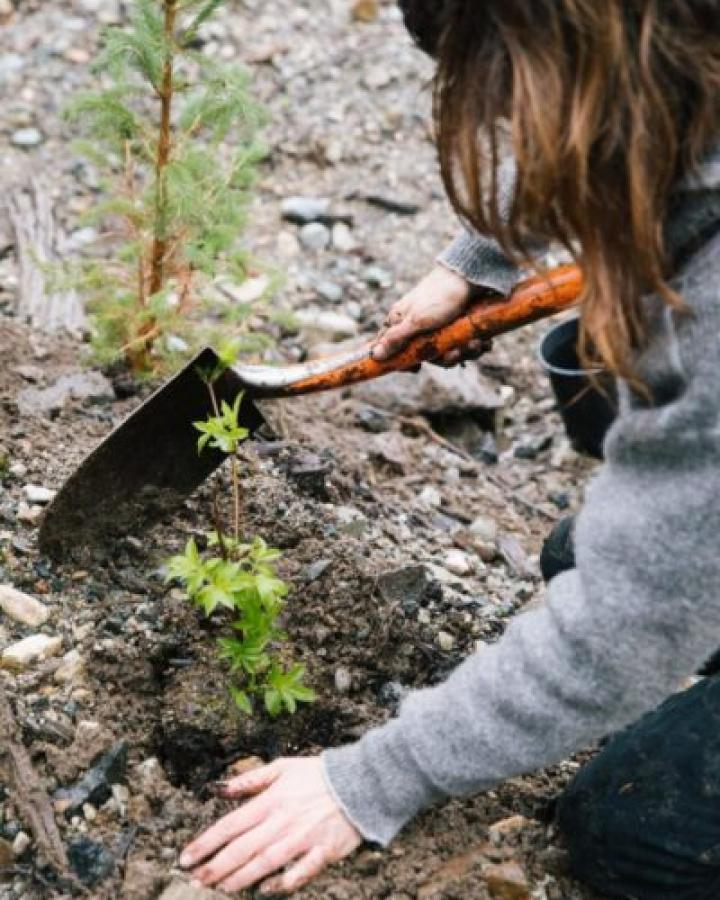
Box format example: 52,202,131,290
231,455,240,544
129,0,177,370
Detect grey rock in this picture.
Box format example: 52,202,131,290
363,265,393,289
54,742,129,818
17,371,114,417
281,196,330,225
332,221,358,253
23,484,55,504
11,127,43,148
68,837,115,887
334,667,352,694
299,222,331,251
305,559,332,582
295,307,358,338
377,565,430,605
0,585,49,627
352,363,502,418
313,279,343,303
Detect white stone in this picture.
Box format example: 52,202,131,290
0,585,49,627
331,221,358,253
54,649,84,684
16,502,43,525
299,222,331,252
437,631,455,652
295,308,358,338
443,550,474,577
2,634,62,671
334,667,352,694
23,484,56,505
418,486,442,508
12,832,30,856
9,461,27,478
469,515,498,544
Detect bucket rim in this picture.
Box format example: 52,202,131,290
537,315,605,378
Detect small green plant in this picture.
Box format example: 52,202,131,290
166,361,314,716
62,0,269,372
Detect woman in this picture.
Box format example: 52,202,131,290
180,2,720,896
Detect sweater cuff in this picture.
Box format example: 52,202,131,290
437,230,522,296
322,717,446,847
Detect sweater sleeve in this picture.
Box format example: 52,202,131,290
323,230,720,846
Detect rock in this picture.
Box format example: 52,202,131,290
68,837,115,887
456,516,498,562
16,502,43,525
54,649,85,684
295,307,358,338
9,461,27,478
497,534,535,579
362,265,393,289
304,559,332,582
437,630,455,652
484,861,531,900
217,275,269,304
419,485,442,508
54,741,129,818
159,878,228,899
334,667,352,694
488,815,532,840
418,845,491,899
353,363,502,419
313,279,343,304
23,484,56,504
12,832,30,857
334,505,367,537
443,550,474,577
11,127,43,148
17,371,114,417
352,0,378,22
299,222,331,251
281,196,330,225
513,433,553,460
122,856,166,900
377,680,409,708
0,585,49,627
332,221,358,252
368,432,408,473
469,515,499,545
377,565,430,604
2,634,63,671
0,837,13,870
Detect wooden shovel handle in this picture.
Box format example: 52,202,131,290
234,264,583,398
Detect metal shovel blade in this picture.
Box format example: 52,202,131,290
38,348,264,559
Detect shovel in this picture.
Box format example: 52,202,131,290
38,264,583,558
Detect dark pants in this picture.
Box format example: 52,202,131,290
543,518,720,899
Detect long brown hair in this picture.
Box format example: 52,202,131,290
404,1,720,380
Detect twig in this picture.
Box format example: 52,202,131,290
0,683,68,871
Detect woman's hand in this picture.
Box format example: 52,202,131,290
179,756,362,895
371,265,492,366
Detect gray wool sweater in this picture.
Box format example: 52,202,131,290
322,146,720,847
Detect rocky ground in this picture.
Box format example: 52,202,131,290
1,1,603,898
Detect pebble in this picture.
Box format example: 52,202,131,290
0,585,50,627
299,222,331,251
363,265,393,289
54,742,129,818
16,502,43,525
377,565,430,605
313,279,343,303
9,461,27,478
2,634,63,671
484,861,531,900
23,484,56,504
334,667,352,694
332,221,358,252
12,832,30,857
281,196,330,225
295,308,358,338
437,630,455,652
68,836,115,887
11,127,43,148
159,879,228,899
352,0,378,22
443,549,474,577
54,649,85,684
418,485,442,508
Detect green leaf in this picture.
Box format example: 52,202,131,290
166,538,206,595
229,685,253,715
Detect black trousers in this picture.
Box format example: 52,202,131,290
543,518,720,899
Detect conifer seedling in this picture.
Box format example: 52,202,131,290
63,0,269,372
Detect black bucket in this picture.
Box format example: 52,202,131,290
539,317,618,459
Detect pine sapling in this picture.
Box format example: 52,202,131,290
62,0,269,372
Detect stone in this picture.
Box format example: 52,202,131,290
313,279,343,303
2,634,63,671
23,484,56,504
362,265,393,289
295,308,358,338
377,565,430,605
443,550,474,577
68,837,115,887
159,878,228,899
16,502,43,525
418,845,491,899
469,515,499,545
11,127,43,148
17,371,114,417
352,363,502,419
12,832,30,856
419,486,442,508
54,649,85,684
299,222,331,251
497,534,534,579
352,0,378,22
54,742,129,818
332,221,358,253
488,815,532,839
484,861,531,900
334,505,367,537
334,667,352,694
437,631,455,652
0,585,49,627
281,196,330,225
122,856,166,900
305,559,332,582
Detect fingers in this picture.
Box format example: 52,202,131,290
192,819,287,888
179,793,271,870
214,761,281,799
372,315,432,362
260,846,328,895
218,835,306,894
